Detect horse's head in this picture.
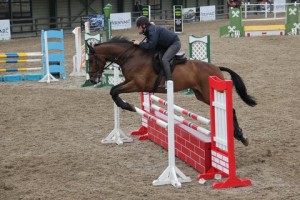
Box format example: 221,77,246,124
87,36,142,84
87,44,106,84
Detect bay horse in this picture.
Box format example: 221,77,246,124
87,36,257,146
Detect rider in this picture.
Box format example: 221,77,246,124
133,16,181,82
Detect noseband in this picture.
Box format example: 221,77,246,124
88,53,106,78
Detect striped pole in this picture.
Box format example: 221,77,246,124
149,104,210,135
0,52,42,58
0,67,41,72
151,95,210,125
0,59,42,63
135,106,168,129
0,51,43,82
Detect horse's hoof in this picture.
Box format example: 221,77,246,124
131,104,136,112
241,137,249,146
128,104,136,112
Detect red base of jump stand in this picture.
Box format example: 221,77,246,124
212,177,251,189
131,126,147,135
131,126,149,140
198,168,251,189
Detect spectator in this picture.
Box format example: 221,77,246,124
227,0,242,8
227,0,241,18
258,0,270,12
134,1,142,16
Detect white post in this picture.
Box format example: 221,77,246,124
85,21,91,81
74,27,81,75
265,2,268,18
101,65,133,145
70,27,85,76
39,31,58,83
244,3,248,19
152,80,191,188
273,3,277,18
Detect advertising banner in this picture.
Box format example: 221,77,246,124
110,12,132,30
0,20,11,40
81,15,104,31
274,0,286,13
183,7,196,22
142,5,151,20
174,5,183,33
200,6,216,22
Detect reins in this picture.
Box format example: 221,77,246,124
103,37,147,70
88,37,147,80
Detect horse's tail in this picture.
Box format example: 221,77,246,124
220,67,257,107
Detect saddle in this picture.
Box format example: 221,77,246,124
152,51,187,91
152,51,186,74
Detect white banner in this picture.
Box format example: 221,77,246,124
274,0,286,13
200,6,216,22
110,12,132,30
0,19,11,40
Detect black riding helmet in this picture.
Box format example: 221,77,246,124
136,16,150,27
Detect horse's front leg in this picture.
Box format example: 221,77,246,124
110,82,137,112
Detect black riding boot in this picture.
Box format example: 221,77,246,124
162,60,172,81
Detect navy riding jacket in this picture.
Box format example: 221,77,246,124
139,25,179,51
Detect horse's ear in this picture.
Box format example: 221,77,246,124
87,43,95,54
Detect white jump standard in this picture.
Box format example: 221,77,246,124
151,81,192,187
101,66,133,145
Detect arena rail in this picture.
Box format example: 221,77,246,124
220,3,299,37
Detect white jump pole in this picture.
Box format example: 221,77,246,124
39,31,58,83
101,65,133,145
70,26,85,76
84,21,92,81
150,95,210,125
150,104,211,136
152,80,191,187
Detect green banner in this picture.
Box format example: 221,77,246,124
173,5,182,33
142,5,151,20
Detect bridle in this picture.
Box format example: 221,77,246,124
88,37,146,80
88,53,105,81
88,48,129,79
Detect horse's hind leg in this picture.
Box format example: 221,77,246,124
192,89,210,105
233,109,249,146
194,88,249,146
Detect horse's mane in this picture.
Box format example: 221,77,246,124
93,36,132,47
108,36,132,44
93,36,153,55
